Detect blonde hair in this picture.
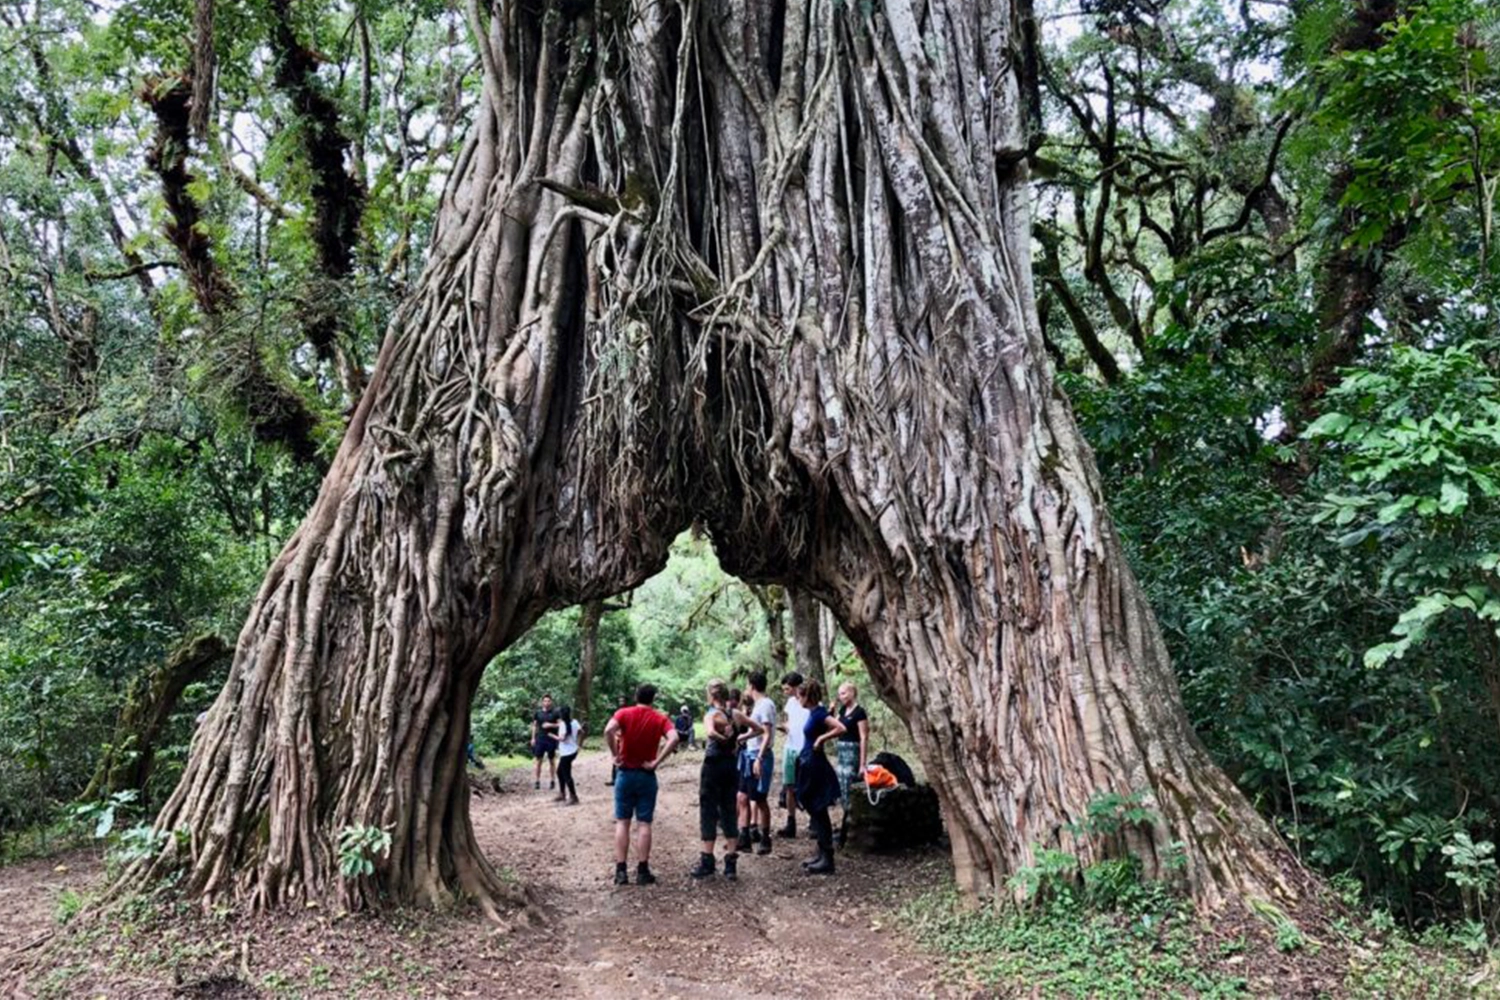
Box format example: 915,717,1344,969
707,679,729,704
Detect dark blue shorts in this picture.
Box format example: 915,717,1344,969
737,750,774,801
613,768,659,822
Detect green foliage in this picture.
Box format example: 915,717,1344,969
900,885,1248,999
1307,343,1500,669
1309,0,1500,258
1064,789,1159,839
53,888,85,926
337,824,392,880
70,789,139,841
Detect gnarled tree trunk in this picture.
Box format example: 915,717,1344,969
788,587,825,688
128,0,1308,919
84,634,228,804
575,599,602,730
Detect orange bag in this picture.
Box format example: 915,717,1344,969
863,764,898,789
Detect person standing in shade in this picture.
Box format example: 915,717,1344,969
603,684,679,885
794,679,846,875
531,694,560,790
691,680,766,880
834,682,870,847
777,672,807,838
735,671,777,856
555,705,581,805
674,705,695,751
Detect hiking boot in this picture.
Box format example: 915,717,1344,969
735,831,753,854
549,779,555,790
636,863,657,886
724,854,738,881
776,820,796,838
749,826,762,844
835,828,847,849
689,853,716,879
756,832,773,855
534,780,541,790
568,794,580,805
803,850,835,875
613,866,629,886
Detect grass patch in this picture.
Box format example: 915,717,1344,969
900,885,1248,999
476,753,533,773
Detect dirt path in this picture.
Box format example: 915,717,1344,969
482,748,956,1000
5,750,962,998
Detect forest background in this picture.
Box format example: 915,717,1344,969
1,0,1499,945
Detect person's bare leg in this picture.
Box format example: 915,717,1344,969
534,755,542,786
615,819,631,864
549,754,558,785
637,821,653,864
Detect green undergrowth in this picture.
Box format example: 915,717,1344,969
900,884,1248,999
901,876,1500,999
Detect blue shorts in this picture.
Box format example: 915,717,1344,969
738,749,774,801
613,769,659,823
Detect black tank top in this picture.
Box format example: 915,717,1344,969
704,707,737,761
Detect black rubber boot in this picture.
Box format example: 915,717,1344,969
724,853,738,881
756,831,773,856
804,849,835,875
735,831,753,854
777,816,797,838
689,852,716,879
636,862,657,885
801,849,822,870
614,864,628,886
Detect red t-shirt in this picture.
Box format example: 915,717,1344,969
612,705,673,768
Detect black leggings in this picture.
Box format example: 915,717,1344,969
557,752,578,799
699,756,740,843
808,805,833,851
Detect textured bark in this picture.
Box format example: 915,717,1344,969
84,634,228,803
748,585,789,676
575,600,602,730
267,0,369,382
131,0,1308,919
788,587,824,687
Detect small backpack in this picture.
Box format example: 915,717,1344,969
871,751,916,787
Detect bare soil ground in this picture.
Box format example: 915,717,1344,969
3,750,963,999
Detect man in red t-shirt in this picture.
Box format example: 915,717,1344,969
603,684,679,885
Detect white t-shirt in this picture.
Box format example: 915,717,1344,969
746,695,777,755
558,720,581,756
783,696,809,752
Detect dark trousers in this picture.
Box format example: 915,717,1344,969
699,756,740,843
808,805,834,851
558,751,578,798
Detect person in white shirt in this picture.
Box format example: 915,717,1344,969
777,671,808,839
555,705,582,805
734,671,779,855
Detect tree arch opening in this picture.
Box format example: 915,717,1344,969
118,0,1310,921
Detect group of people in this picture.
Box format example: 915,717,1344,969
600,671,870,886
529,694,583,804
